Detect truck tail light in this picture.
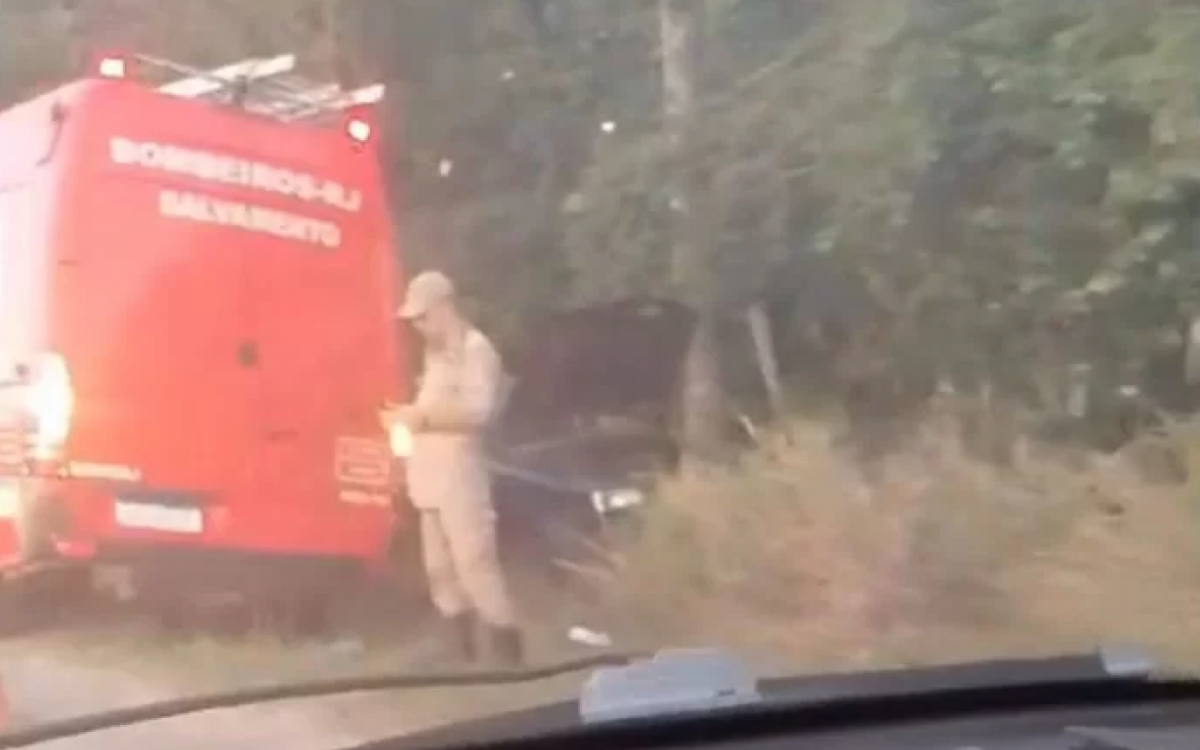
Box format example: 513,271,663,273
347,117,372,145
27,352,74,461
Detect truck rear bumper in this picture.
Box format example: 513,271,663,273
0,477,401,575
87,542,368,601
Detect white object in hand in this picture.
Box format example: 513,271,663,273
389,422,414,458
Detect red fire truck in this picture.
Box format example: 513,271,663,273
0,53,406,615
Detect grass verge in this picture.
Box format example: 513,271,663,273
595,418,1200,673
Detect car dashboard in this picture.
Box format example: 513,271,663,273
359,649,1199,750
366,691,1199,750
701,703,1200,750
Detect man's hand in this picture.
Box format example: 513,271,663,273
380,403,420,458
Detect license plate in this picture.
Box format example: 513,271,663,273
114,501,203,534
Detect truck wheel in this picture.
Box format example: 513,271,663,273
258,594,332,642
292,597,333,642
0,582,25,638
0,667,9,731
151,600,196,638
13,484,56,564
0,575,48,638
277,594,327,642
10,566,96,632
34,566,92,609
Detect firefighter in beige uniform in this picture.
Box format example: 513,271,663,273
382,271,522,666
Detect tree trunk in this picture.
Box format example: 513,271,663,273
660,0,724,455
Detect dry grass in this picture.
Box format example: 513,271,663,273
595,417,1200,674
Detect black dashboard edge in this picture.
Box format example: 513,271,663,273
349,677,1200,750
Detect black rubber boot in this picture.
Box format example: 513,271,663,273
444,612,479,663
485,624,524,668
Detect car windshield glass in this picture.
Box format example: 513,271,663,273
0,1,1198,749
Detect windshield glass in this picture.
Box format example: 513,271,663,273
0,0,1198,747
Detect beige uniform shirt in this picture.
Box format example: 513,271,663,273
406,328,501,510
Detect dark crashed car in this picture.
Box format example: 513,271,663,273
485,299,692,581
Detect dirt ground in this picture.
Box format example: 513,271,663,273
0,616,600,750
0,538,627,749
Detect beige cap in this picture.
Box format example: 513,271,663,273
396,270,455,319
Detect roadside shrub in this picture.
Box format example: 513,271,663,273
597,418,1200,672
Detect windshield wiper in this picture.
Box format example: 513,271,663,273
0,651,643,749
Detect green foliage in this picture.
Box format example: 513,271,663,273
5,0,1200,414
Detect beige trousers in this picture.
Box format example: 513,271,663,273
419,503,516,626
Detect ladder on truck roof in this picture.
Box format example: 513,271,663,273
124,53,384,123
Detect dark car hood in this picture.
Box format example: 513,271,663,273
488,424,677,492
486,298,692,490
500,298,696,429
